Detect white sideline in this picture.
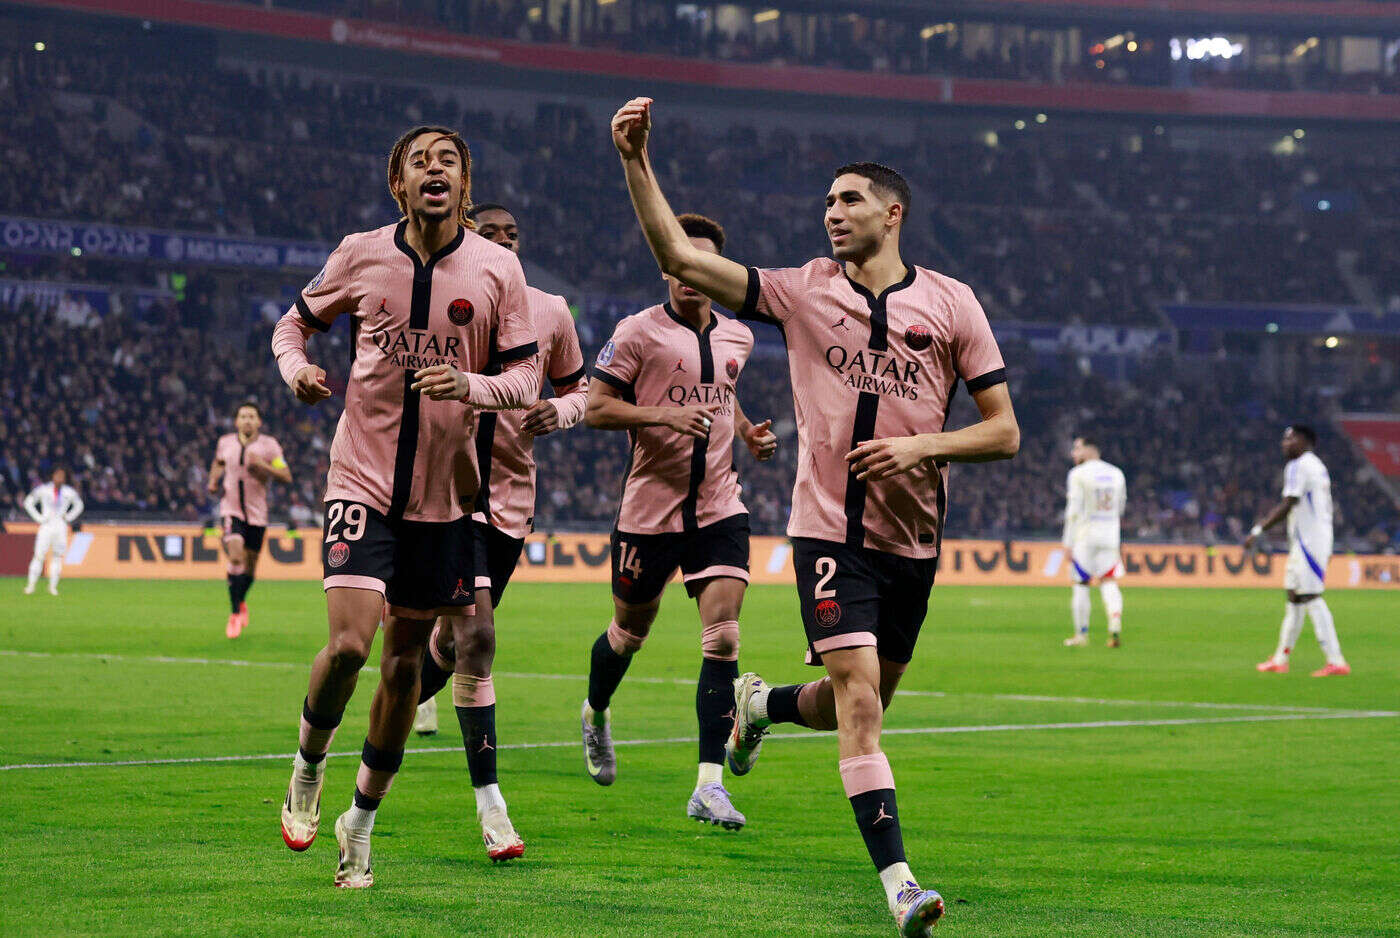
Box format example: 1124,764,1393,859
0,648,1364,714
2,710,1394,772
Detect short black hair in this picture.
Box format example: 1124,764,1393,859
466,202,511,221
1287,424,1317,446
237,401,261,418
833,162,912,220
677,213,725,254
1075,434,1097,449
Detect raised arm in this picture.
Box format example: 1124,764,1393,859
585,378,713,438
613,98,751,312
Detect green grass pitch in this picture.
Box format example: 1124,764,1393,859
0,578,1396,937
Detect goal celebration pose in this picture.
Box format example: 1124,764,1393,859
580,212,778,830
412,201,590,862
611,97,1018,935
271,126,539,887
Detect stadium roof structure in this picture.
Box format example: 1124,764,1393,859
12,0,1400,122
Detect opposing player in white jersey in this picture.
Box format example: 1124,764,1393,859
1245,425,1349,677
22,468,84,595
1061,436,1126,648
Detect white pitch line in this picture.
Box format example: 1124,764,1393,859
0,648,1373,714
2,710,1394,772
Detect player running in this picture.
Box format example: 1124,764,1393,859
271,126,538,888
579,212,778,831
22,468,83,595
410,201,590,862
611,98,1018,935
208,402,291,638
1245,425,1350,677
1061,435,1126,648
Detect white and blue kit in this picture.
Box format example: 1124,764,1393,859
1281,451,1332,594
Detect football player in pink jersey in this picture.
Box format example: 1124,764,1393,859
207,402,290,638
612,98,1018,935
271,126,538,887
410,201,590,862
580,213,777,831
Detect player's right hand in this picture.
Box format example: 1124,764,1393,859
611,97,652,160
207,480,218,494
292,365,331,405
664,405,717,439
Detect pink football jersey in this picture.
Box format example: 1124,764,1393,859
272,221,539,523
594,304,753,534
215,432,285,527
474,286,589,539
741,260,1005,559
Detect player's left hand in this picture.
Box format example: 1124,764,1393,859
846,436,931,481
521,400,561,436
245,457,269,480
412,364,470,401
743,419,778,462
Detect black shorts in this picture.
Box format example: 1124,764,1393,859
472,519,525,609
792,537,938,666
321,500,475,618
611,514,751,604
222,515,266,553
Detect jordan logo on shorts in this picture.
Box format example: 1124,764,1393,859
452,578,470,600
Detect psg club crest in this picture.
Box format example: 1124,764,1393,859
904,324,932,352
596,339,616,367
448,298,474,326
726,358,739,380
815,599,842,627
326,542,350,568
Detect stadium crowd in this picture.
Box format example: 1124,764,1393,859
3,20,1398,550
4,295,1397,552
5,28,1400,319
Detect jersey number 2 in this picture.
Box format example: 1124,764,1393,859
814,557,837,599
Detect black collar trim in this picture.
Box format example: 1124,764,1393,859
663,302,719,335
393,219,465,277
844,264,916,306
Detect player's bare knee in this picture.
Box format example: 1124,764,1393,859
700,619,739,661
453,616,496,672
378,646,424,695
328,634,371,672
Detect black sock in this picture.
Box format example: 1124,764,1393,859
587,631,633,712
696,657,739,765
850,788,906,870
229,573,253,609
227,573,240,614
353,788,382,811
239,573,255,604
419,651,453,704
455,704,498,788
765,683,810,727
298,696,342,765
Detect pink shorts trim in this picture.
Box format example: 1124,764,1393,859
812,631,877,654
682,564,750,584
838,752,895,797
387,603,476,621
474,575,493,590
324,574,386,595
